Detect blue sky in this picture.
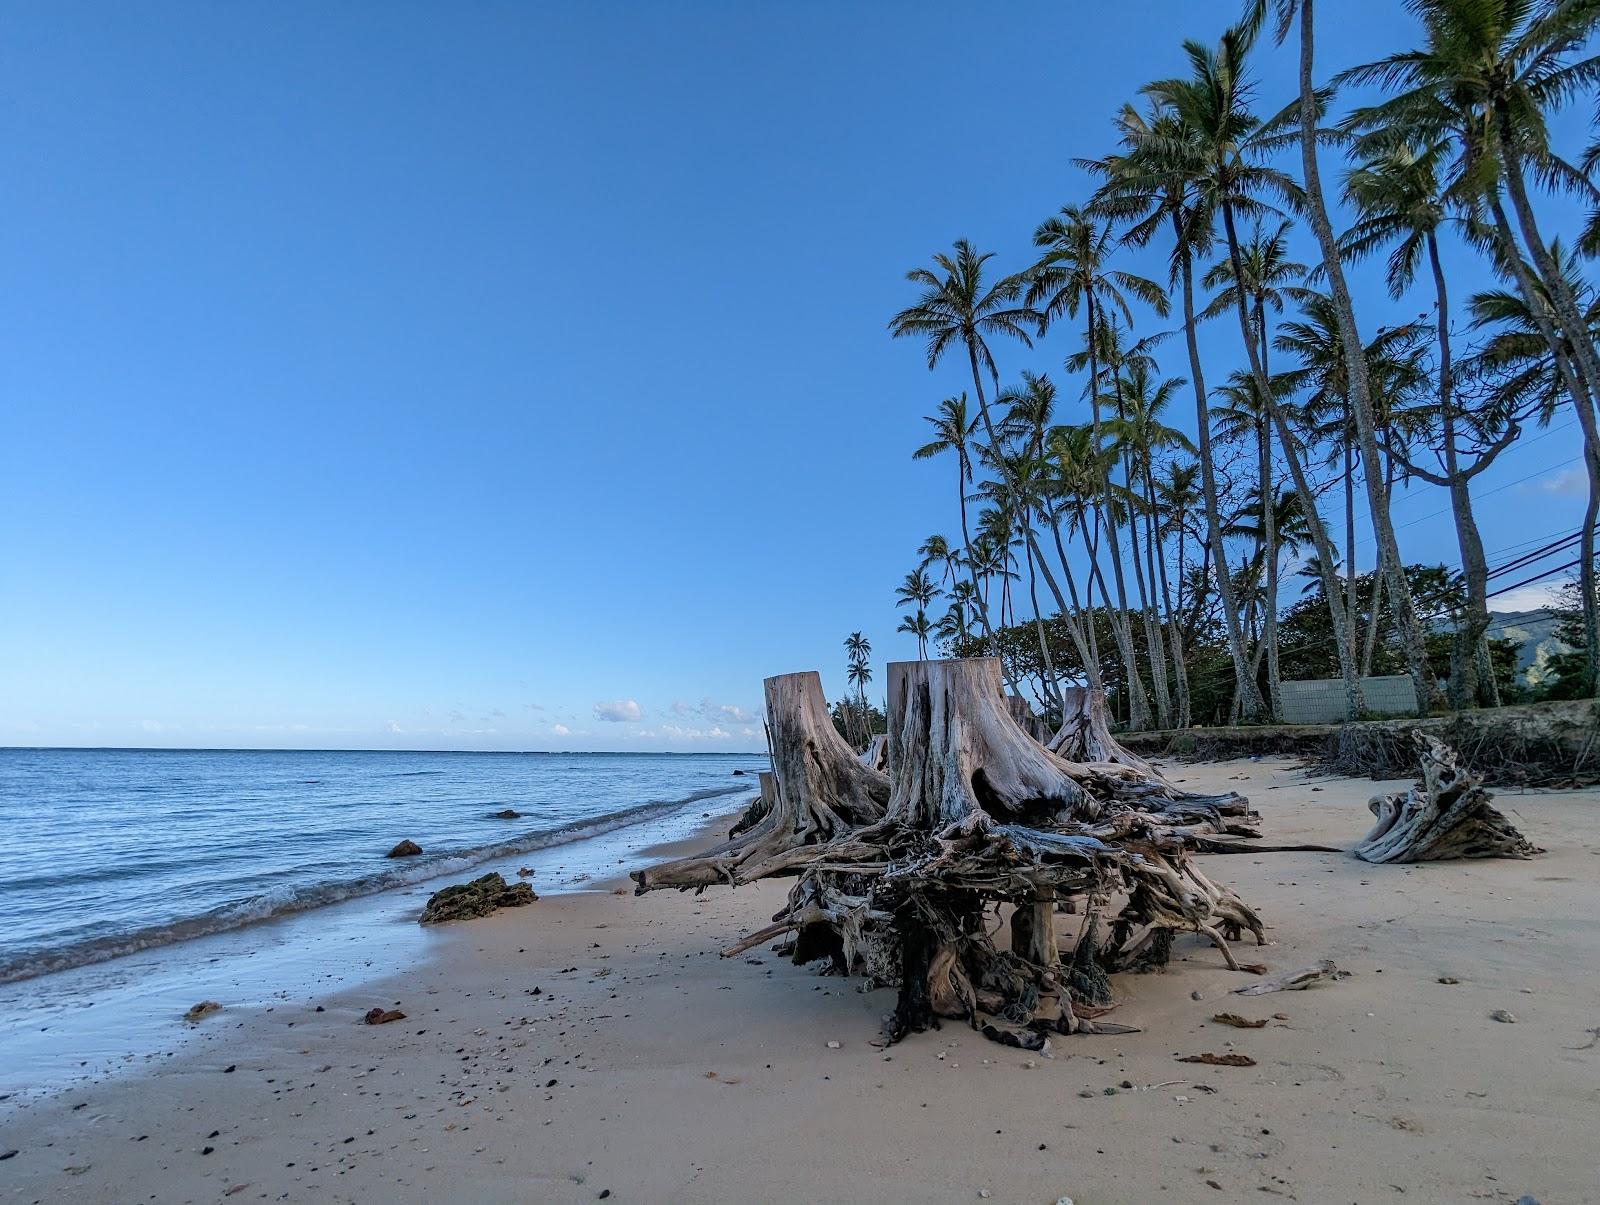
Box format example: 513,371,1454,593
2,2,1591,751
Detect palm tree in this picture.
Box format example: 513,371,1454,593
1083,100,1265,721
1341,137,1511,706
844,632,873,748
893,243,1063,685
1244,0,1442,716
913,394,1005,654
895,566,940,617
1203,218,1313,719
897,610,932,659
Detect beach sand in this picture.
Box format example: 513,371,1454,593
3,757,1597,1204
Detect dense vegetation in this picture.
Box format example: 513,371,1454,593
853,0,1600,732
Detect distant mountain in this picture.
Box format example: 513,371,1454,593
1486,608,1572,686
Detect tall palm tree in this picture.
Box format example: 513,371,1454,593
895,567,940,616
890,241,1085,685
1341,137,1510,706
844,632,873,748
1203,218,1313,718
1083,100,1265,721
912,394,1006,656
1244,0,1442,715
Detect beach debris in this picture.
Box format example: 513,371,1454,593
1232,961,1346,996
0,1151,16,1161
1177,1053,1257,1067
732,768,746,776
419,872,536,924
1489,1009,1518,1024
826,1040,841,1049
363,1007,406,1025
1211,1012,1268,1029
1564,1025,1600,1051
634,663,1267,1052
1438,976,1460,984
1353,734,1542,863
491,808,522,820
385,839,423,858
183,1001,221,1022
516,867,536,878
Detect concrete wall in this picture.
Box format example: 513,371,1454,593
1279,675,1418,724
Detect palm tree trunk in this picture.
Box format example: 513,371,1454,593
1344,415,1358,686
1426,233,1490,710
1099,504,1151,729
1294,0,1436,714
1022,516,1064,709
1125,489,1172,728
1258,299,1282,722
1175,221,1262,719
1048,511,1104,685
1485,193,1600,696
1148,468,1191,728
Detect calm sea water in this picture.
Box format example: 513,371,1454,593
0,747,765,984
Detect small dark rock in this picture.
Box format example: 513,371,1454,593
732,769,746,776
491,808,522,820
364,1008,407,1025
386,839,423,858
223,1065,236,1074
419,873,537,924
0,1151,16,1161
201,1146,215,1156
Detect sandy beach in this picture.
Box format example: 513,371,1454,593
3,756,1596,1205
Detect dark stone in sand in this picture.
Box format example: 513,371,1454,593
363,1007,407,1025
184,1000,221,1022
386,839,423,858
419,872,537,924
491,808,522,819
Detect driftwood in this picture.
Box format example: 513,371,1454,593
859,734,889,773
636,657,1274,1049
1353,733,1541,863
729,771,777,838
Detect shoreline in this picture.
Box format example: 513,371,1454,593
3,757,1597,1202
0,790,755,1106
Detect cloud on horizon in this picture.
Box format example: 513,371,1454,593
593,699,643,722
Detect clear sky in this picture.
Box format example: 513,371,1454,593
3,2,1591,751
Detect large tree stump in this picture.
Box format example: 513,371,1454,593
633,671,889,891
637,657,1271,1050
1353,733,1542,863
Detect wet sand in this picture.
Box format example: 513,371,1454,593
3,757,1597,1204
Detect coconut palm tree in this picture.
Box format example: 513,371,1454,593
1082,100,1265,721
1202,218,1313,718
844,632,873,748
1341,137,1515,706
1243,0,1443,716
912,394,1005,654
897,610,932,659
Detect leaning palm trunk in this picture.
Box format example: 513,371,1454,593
1293,0,1435,714
1047,511,1106,692
1021,514,1064,710
1099,502,1152,730
1125,501,1173,728
1256,305,1282,721
1176,225,1262,718
1484,194,1600,696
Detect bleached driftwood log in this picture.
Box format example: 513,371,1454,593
637,657,1273,1049
1353,733,1541,863
728,771,777,838
1005,694,1051,745
634,671,889,890
859,733,889,773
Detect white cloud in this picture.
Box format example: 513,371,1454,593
1539,466,1587,496
447,709,466,723
385,721,405,734
594,699,643,722
1492,581,1566,612
523,702,545,712
670,700,695,717
550,723,571,736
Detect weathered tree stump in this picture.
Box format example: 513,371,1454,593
637,657,1271,1049
1353,733,1542,863
633,671,889,891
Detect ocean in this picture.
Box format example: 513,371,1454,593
0,747,766,985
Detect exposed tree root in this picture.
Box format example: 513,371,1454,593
636,658,1274,1050
1353,733,1542,863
